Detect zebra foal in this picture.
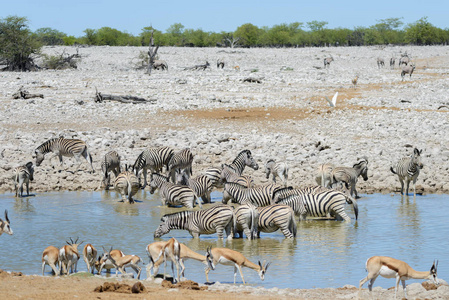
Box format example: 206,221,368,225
113,166,140,203
264,159,288,186
331,156,369,198
154,205,234,239
315,163,333,188
390,148,423,197
34,136,94,173
132,146,174,189
100,151,121,190
149,173,201,209
167,148,194,183
13,162,34,197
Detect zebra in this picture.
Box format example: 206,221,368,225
390,148,423,197
223,182,281,207
176,169,213,203
234,203,296,239
149,173,201,209
113,166,140,203
132,146,174,189
315,163,334,188
100,151,121,190
331,156,369,198
203,149,259,189
275,188,358,222
221,164,255,188
167,148,194,183
34,136,94,173
154,205,234,239
264,159,288,186
13,162,34,197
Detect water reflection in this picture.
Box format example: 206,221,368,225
13,198,35,213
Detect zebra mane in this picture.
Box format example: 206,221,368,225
353,159,368,169
266,159,275,164
225,181,248,189
25,161,33,169
151,173,169,181
273,186,293,195
233,150,252,163
222,163,237,172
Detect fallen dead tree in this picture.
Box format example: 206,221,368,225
94,88,156,104
12,87,44,99
184,61,210,71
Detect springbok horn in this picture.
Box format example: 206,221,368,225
5,210,9,223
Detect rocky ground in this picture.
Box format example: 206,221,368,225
1,45,449,298
1,45,448,194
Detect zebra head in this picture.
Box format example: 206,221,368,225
413,148,423,169
243,150,259,170
149,173,168,194
34,149,45,167
205,247,216,270
258,260,271,281
154,216,170,238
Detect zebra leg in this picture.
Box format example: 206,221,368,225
216,226,225,239
81,148,95,173
405,179,411,196
26,180,30,196
398,176,405,195
142,167,148,189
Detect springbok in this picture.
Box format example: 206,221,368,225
42,246,59,275
205,247,270,284
82,243,98,274
101,247,142,279
147,239,207,280
158,238,181,283
96,249,125,274
59,237,83,275
359,256,438,299
352,75,359,89
0,209,13,236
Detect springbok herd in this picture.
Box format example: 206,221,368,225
2,133,441,298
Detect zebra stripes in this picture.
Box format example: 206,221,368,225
390,148,423,197
34,136,94,173
101,151,121,190
228,150,259,175
13,162,34,197
132,146,174,189
234,203,296,239
176,169,213,203
265,159,289,186
149,173,201,209
167,148,194,183
204,167,223,188
331,157,369,198
275,188,358,222
113,168,140,203
221,164,254,188
223,182,281,207
154,205,234,239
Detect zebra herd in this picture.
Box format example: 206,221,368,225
9,136,425,241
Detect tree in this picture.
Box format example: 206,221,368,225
34,27,66,45
0,16,41,71
405,17,439,45
234,23,261,47
307,21,328,46
165,23,185,46
140,26,164,46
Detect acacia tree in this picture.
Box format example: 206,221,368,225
0,16,41,71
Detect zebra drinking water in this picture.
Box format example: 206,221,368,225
132,146,174,189
149,173,201,209
154,205,234,239
264,159,289,186
13,162,34,197
390,148,423,197
34,136,94,173
100,151,121,190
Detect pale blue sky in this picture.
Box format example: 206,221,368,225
3,0,447,36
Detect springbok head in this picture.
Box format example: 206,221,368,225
0,210,13,236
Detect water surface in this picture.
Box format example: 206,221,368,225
0,191,447,289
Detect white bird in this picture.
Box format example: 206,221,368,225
325,92,338,107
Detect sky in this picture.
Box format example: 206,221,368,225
2,0,447,37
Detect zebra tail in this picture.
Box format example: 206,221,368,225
390,166,397,174
126,176,133,203
250,206,258,240
343,194,358,221
290,212,297,237
232,210,238,238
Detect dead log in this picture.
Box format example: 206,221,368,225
12,87,44,99
241,77,263,83
184,61,210,71
438,105,449,110
94,88,155,104
147,31,159,75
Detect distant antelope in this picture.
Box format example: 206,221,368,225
401,64,415,81
59,237,83,275
205,247,270,284
234,66,240,71
359,256,438,300
217,59,225,69
101,247,142,279
324,57,334,68
82,243,97,274
390,57,396,69
351,75,359,89
0,209,13,236
377,57,385,69
42,246,59,275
